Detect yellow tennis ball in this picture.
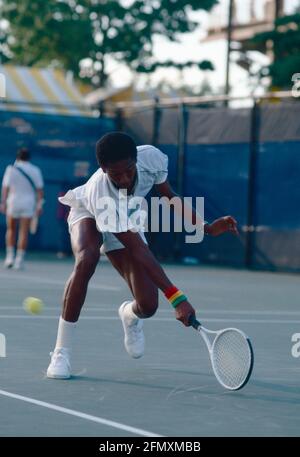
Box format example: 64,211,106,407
23,297,44,315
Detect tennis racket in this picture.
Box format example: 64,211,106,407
189,315,254,390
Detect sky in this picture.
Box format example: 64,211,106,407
107,0,300,98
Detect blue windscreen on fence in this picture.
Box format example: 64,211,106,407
1,102,299,272
182,143,250,266
0,110,116,250
252,140,300,270
122,101,300,272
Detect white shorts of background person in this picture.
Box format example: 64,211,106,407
6,196,36,219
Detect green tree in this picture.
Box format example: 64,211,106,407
0,1,95,70
1,0,217,87
251,12,300,90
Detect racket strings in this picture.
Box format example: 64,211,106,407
212,330,252,389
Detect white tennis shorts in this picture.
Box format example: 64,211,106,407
6,201,35,218
67,207,147,254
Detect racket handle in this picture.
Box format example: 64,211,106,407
188,314,201,330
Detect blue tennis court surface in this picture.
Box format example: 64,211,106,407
0,257,299,436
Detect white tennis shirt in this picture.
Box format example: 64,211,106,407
2,160,44,207
60,145,169,233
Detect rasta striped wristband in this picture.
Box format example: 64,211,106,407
164,286,187,309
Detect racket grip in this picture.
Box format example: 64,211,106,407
188,314,201,330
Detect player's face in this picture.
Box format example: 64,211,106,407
103,158,137,192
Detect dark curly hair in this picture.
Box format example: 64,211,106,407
96,132,137,167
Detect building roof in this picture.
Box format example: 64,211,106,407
85,84,190,115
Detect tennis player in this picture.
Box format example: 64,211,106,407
47,132,238,379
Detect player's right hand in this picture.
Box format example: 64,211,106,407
175,300,196,327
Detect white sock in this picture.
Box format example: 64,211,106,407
55,316,76,351
16,249,25,260
124,300,139,322
6,246,14,257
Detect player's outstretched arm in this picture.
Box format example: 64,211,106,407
113,230,195,326
155,180,239,236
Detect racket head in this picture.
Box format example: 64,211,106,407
210,328,254,391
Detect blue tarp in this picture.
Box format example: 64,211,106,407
123,102,300,272
1,103,299,272
0,110,115,250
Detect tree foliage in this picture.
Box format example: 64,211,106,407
251,12,300,89
0,0,217,87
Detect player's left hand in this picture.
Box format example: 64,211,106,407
207,216,239,236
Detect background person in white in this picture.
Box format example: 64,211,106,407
0,148,44,269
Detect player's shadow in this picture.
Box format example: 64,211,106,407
70,369,219,396
68,372,300,405
252,379,300,394
232,379,300,405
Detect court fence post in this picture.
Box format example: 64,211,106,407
246,98,260,268
115,107,123,131
173,103,188,260
98,101,105,117
152,97,161,147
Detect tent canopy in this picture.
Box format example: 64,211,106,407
0,65,92,117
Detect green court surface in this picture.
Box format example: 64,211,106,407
0,257,299,437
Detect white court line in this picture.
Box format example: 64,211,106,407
88,308,300,315
73,308,300,316
2,307,300,316
180,309,300,316
0,388,162,437
0,272,120,291
0,315,300,324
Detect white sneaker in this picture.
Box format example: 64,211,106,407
4,255,14,269
118,301,145,359
13,257,24,270
46,348,71,379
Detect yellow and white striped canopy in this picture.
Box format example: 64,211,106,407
0,65,92,116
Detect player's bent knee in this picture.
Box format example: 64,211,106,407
135,300,158,318
75,248,100,278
